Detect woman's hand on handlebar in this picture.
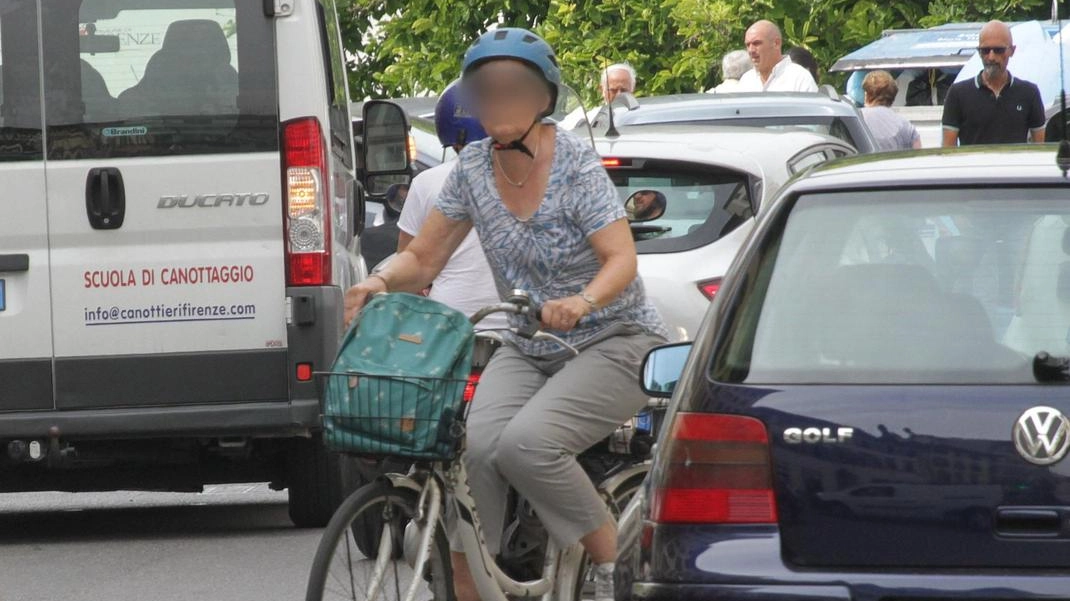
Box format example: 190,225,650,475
343,277,388,327
539,295,590,332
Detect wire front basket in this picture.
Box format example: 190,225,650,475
321,372,473,461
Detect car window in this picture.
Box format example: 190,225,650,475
0,0,44,162
38,0,278,160
712,188,1070,384
605,160,752,254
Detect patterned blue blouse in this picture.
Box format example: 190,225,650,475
436,128,668,357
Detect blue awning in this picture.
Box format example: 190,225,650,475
831,21,1066,72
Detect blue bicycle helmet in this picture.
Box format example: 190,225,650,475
461,28,561,118
434,81,487,148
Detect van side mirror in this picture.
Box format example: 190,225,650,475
639,342,692,398
360,101,412,197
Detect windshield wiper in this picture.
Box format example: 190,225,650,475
629,224,672,235
1034,352,1070,382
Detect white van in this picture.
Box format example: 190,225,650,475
0,0,410,526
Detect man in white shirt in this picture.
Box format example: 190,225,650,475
737,20,818,93
396,84,508,330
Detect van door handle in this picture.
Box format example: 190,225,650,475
85,167,126,230
0,254,29,272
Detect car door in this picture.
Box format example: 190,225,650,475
0,0,53,412
41,0,288,410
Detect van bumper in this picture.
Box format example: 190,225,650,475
0,398,321,439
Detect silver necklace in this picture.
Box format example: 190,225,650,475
493,132,542,187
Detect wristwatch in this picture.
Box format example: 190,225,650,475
579,291,599,312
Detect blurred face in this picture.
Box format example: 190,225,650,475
633,191,655,212
977,25,1015,81
745,24,781,73
601,69,633,103
464,60,552,143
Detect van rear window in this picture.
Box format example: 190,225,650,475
0,0,279,160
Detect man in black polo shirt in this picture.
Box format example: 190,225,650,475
942,20,1046,146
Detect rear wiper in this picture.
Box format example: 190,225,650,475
1034,352,1070,382
629,224,672,235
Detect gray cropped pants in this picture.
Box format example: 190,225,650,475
449,331,665,554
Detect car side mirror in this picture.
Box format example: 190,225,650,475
639,342,692,398
611,92,640,111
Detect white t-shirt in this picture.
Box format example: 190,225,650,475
737,56,818,92
398,160,508,331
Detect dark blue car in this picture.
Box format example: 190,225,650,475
619,146,1070,600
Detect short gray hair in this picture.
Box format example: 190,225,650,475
600,63,637,90
721,50,751,80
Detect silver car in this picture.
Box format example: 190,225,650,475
597,125,856,340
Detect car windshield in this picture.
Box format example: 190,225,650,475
604,161,752,253
712,187,1070,384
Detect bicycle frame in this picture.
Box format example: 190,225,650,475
374,455,574,601
355,293,650,601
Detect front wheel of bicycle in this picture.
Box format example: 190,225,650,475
306,480,454,601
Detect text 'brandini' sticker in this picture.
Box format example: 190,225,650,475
102,126,148,137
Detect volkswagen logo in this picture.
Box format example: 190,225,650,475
1013,406,1070,466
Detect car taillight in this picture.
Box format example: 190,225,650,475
463,371,481,403
698,278,722,300
650,413,777,524
600,157,632,168
283,117,331,286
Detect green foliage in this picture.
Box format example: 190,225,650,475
338,0,1051,102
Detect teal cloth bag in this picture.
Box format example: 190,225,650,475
323,293,475,459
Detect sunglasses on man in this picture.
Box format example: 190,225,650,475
977,46,1010,56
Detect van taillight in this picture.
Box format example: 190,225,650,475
650,413,777,524
283,118,331,286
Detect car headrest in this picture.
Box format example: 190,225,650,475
161,19,231,64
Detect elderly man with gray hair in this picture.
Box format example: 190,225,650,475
600,63,637,104
709,50,751,93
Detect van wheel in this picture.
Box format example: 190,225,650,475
287,434,361,528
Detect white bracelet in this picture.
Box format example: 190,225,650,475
579,291,598,312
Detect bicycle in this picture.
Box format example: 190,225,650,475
305,291,661,601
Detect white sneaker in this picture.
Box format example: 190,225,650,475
593,562,615,601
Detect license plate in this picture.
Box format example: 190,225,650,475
0,279,5,311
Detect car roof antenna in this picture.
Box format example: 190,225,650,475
1057,0,1070,177
603,57,621,139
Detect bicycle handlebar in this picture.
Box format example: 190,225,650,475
469,290,577,357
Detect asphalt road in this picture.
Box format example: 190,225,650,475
0,484,322,601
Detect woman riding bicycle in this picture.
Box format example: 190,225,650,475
343,28,668,601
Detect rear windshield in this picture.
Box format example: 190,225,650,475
712,188,1070,384
0,0,278,161
605,161,753,254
